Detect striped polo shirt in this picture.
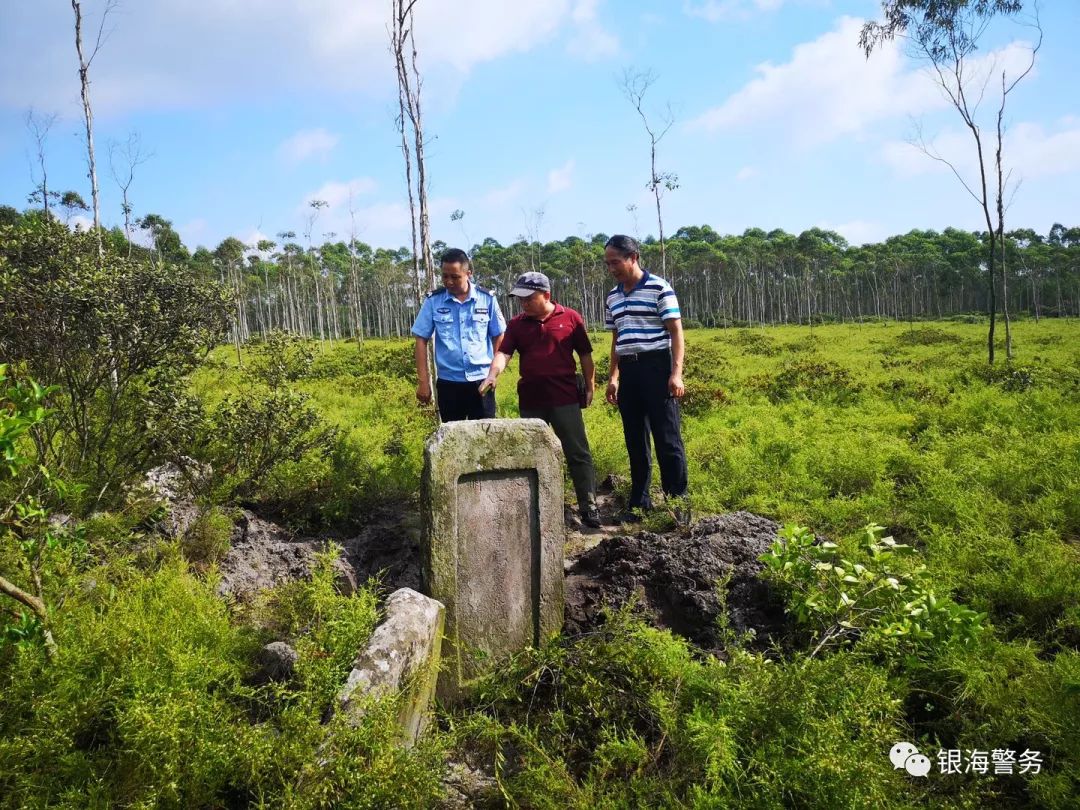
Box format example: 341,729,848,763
604,271,681,355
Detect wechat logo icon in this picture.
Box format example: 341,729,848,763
890,742,931,777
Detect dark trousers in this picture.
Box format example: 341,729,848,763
616,350,688,509
520,403,596,511
436,379,496,422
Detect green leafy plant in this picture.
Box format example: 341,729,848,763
761,523,986,659
0,364,80,659
246,330,314,389
0,220,231,498
201,387,338,504
180,507,233,568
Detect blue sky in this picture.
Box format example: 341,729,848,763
1,0,1077,253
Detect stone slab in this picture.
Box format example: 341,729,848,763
337,587,445,744
421,418,565,701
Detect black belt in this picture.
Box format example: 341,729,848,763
619,349,669,362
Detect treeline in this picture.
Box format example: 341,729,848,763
2,206,1078,340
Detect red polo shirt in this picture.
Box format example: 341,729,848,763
500,303,593,409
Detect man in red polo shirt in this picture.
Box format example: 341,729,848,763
479,272,601,528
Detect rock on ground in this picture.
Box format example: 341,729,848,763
216,510,356,599
564,511,790,653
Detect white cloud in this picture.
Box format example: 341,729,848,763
735,165,758,181
483,180,526,206
242,228,273,251
0,0,596,116
70,214,94,232
688,17,949,147
177,218,208,250
547,160,575,193
302,178,378,211
566,0,619,60
882,120,1080,182
688,18,1041,152
278,128,339,163
685,0,788,23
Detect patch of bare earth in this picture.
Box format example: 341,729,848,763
564,511,791,654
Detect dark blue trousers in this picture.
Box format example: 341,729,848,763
616,350,688,509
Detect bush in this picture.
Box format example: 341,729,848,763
0,220,231,499
454,608,907,807
181,507,233,567
200,387,339,504
246,331,314,388
0,551,444,809
309,340,415,382
729,329,779,355
755,358,862,404
761,524,986,660
894,327,963,346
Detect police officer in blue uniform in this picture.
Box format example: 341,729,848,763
412,248,506,421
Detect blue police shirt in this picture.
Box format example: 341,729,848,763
411,282,506,382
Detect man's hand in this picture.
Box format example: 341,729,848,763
477,375,497,395
606,380,619,405
668,373,685,399
416,380,432,404
584,384,595,408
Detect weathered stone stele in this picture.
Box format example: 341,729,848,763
421,419,565,701
337,587,445,745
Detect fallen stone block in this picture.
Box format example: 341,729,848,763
337,587,445,745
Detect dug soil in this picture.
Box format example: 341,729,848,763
563,511,790,655
193,495,789,655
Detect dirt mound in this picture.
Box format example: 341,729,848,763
564,511,790,653
198,481,789,656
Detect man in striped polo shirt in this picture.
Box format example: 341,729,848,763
603,234,689,524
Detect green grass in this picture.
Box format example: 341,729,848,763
5,319,1076,807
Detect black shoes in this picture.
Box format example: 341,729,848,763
611,507,648,525
580,506,602,529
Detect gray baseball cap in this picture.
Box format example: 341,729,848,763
509,271,551,297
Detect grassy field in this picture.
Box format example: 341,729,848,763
6,318,1076,808
189,318,1080,805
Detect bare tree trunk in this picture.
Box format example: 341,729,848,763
621,69,677,277
25,110,58,220
70,0,114,259
996,73,1014,361
391,0,437,407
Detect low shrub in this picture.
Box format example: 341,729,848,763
729,328,779,355
181,507,233,567
0,550,444,809
454,608,907,807
755,358,862,404
309,340,415,382
894,327,963,346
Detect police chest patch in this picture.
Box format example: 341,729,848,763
475,307,489,314
436,307,451,313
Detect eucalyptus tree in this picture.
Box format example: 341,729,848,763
861,0,1041,362
69,0,117,258
620,68,679,277
58,191,89,226
25,109,58,221
136,213,187,264
108,132,151,255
